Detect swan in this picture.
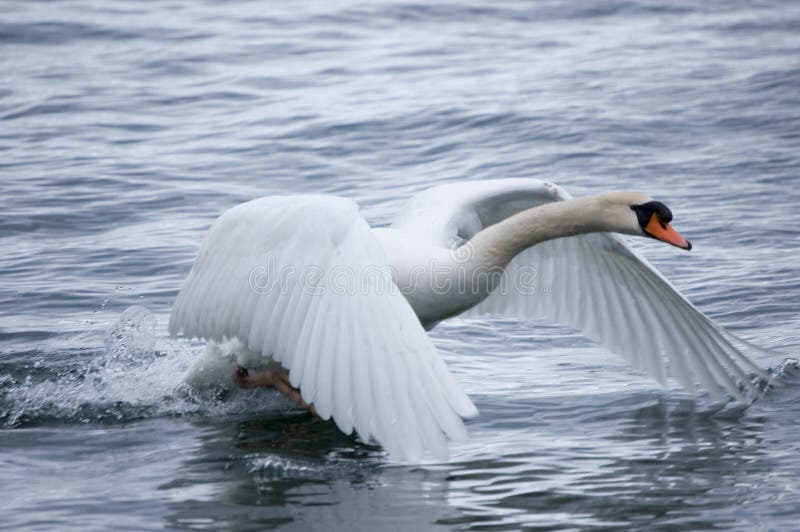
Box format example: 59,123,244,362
169,179,771,461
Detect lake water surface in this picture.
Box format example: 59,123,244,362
2,0,799,530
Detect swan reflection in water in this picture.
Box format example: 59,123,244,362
160,374,798,530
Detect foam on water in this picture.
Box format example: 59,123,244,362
1,306,294,428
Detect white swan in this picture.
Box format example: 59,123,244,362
169,179,770,460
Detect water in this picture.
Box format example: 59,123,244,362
2,0,799,529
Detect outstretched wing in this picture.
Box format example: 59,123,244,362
463,232,769,400
396,179,768,399
169,195,477,461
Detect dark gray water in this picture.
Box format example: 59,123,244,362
2,1,799,530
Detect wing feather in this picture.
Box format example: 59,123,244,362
349,297,373,441
332,295,354,434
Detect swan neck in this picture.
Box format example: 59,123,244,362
468,196,605,268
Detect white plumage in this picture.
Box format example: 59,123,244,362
170,195,476,460
169,179,771,461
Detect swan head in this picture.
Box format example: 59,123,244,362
598,192,692,251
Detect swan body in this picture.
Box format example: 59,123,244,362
169,179,771,461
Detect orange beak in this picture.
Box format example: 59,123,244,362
645,213,692,250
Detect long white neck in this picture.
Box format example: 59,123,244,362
380,193,639,326
467,195,622,271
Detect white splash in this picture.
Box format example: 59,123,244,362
3,306,289,426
